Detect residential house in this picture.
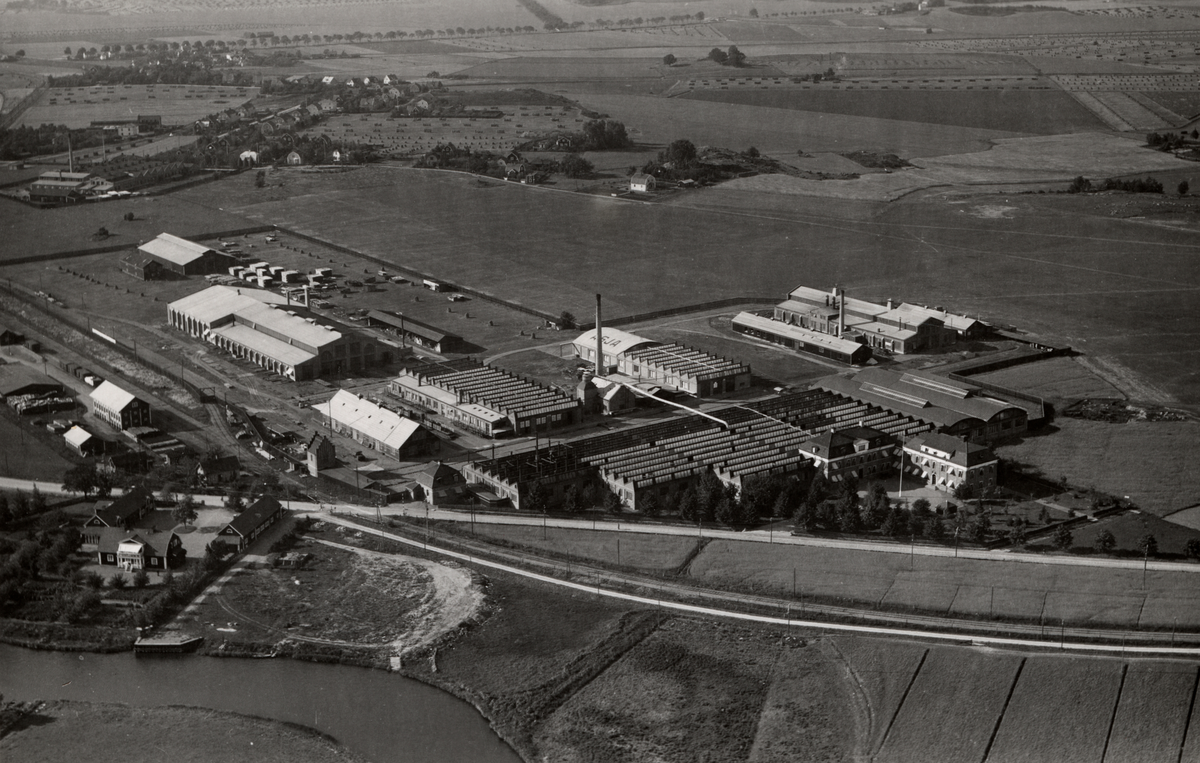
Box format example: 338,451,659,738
415,461,466,506
630,173,656,193
83,485,155,531
95,528,184,571
195,455,240,485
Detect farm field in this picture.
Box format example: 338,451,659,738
684,538,1200,629
972,357,1125,401
680,88,1105,135
17,83,258,129
558,91,1027,157
1104,662,1197,763
996,418,1200,516
986,656,1123,763
874,646,1021,763
829,636,927,757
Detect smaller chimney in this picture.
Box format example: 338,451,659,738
838,287,846,338
595,293,604,376
887,299,893,310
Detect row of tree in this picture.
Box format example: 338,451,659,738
1067,175,1165,194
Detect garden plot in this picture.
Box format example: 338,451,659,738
1104,662,1196,763
875,646,1020,763
986,656,1124,763
18,83,258,129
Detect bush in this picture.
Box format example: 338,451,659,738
83,571,105,590
132,569,150,588
109,573,127,590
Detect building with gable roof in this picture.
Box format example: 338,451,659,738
571,328,751,397
137,233,235,276
415,461,466,506
168,285,386,380
64,425,102,456
797,425,897,482
218,495,285,550
95,528,184,570
90,380,151,430
312,389,434,459
903,431,998,494
83,485,155,532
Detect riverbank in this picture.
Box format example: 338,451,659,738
0,699,370,762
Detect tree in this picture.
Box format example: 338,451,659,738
132,569,150,588
109,573,128,590
715,494,738,526
925,517,947,541
225,489,244,513
10,491,29,521
1008,519,1028,548
30,485,46,514
662,53,677,66
603,486,623,514
911,498,931,517
524,481,548,514
1094,528,1117,554
707,48,728,65
255,170,266,188
172,494,197,526
1067,175,1092,194
881,506,905,537
1187,538,1200,560
726,45,747,67
749,7,759,17
678,486,699,522
968,512,991,544
64,47,73,57
1179,180,1189,196
62,464,99,498
560,153,594,178
1137,533,1159,558
1052,524,1073,551
562,484,579,514
639,490,661,516
558,311,576,330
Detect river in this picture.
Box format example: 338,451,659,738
0,644,522,763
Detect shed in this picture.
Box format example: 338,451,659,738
64,425,102,456
0,365,62,399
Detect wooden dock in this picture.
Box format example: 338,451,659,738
134,634,204,654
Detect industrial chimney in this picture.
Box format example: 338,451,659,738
838,287,846,338
595,293,604,376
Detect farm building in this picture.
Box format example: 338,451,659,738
83,485,155,531
816,367,1028,444
95,528,184,571
90,380,151,430
772,286,988,355
797,426,897,483
312,389,435,459
0,365,62,398
903,432,998,494
414,461,467,506
733,311,872,365
366,310,464,353
0,326,24,345
465,388,934,513
218,496,285,550
571,328,751,396
137,233,235,277
630,173,656,193
64,425,102,457
390,358,581,438
168,285,387,380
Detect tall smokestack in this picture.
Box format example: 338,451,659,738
595,293,604,376
838,287,846,338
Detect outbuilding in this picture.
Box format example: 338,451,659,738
137,233,234,277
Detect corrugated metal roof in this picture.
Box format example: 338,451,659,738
90,380,139,412
210,323,316,367
313,389,424,451
138,232,214,267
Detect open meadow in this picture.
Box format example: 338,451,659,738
973,356,1125,402
17,83,258,129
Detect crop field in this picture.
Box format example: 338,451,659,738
308,103,588,156
685,538,1200,629
987,656,1123,763
562,91,1025,157
973,357,1125,401
18,83,258,129
454,56,674,83
1105,662,1197,763
997,419,1200,516
830,636,927,756
875,647,1021,763
679,88,1105,135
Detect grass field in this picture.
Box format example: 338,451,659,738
0,401,77,480
987,656,1123,763
997,419,1200,515
1068,511,1200,558
444,523,701,573
19,83,258,129
973,357,1125,401
680,88,1104,135
685,538,1200,628
875,646,1021,763
1104,662,1197,763
0,700,369,763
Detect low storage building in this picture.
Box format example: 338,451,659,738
312,389,435,460
903,432,999,494
390,358,581,438
64,425,102,457
732,311,872,365
137,233,235,276
90,381,151,430
366,310,463,354
0,365,62,399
